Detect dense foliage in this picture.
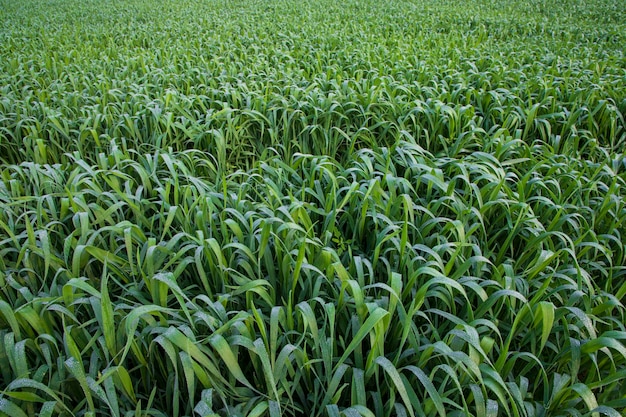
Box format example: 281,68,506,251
1,0,625,416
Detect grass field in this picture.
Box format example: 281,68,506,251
1,0,625,416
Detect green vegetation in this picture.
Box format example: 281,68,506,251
1,0,625,415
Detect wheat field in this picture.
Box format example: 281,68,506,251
0,0,625,416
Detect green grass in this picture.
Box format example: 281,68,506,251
1,0,625,416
